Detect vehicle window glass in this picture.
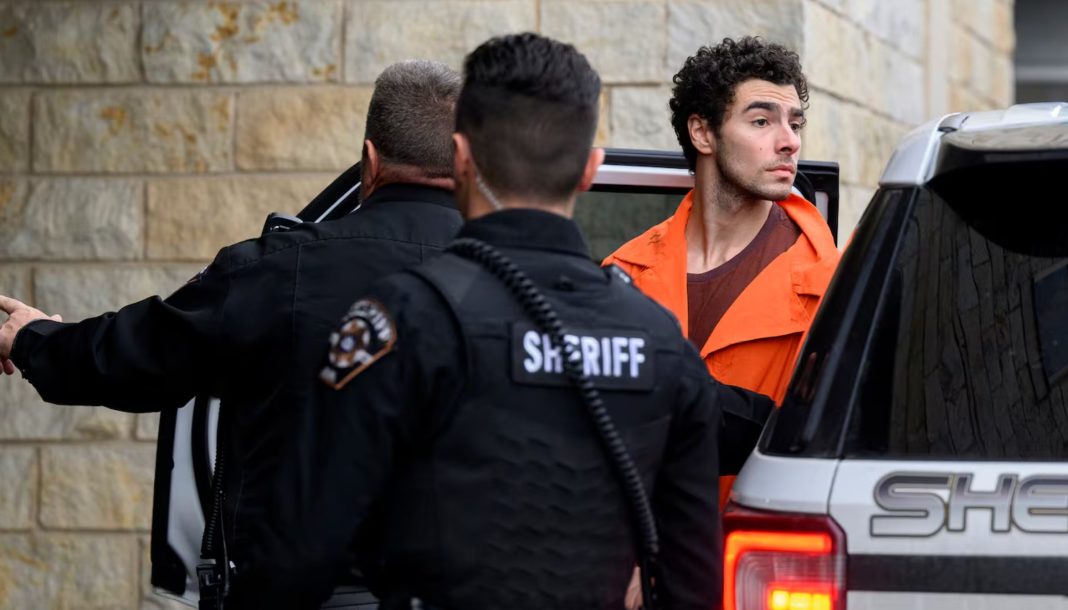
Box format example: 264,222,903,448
574,190,683,262
846,179,1068,460
763,188,908,457
1035,262,1068,382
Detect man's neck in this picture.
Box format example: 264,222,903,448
363,164,455,199
464,186,574,220
685,179,772,274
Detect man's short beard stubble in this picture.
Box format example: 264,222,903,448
712,138,793,214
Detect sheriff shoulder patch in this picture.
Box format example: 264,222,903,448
319,298,397,390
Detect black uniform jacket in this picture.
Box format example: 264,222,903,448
231,209,775,610
10,183,463,565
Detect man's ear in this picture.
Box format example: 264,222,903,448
687,114,715,155
362,139,380,196
452,133,471,179
577,147,606,192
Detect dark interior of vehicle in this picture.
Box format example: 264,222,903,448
768,158,1068,461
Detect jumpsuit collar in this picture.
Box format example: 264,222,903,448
457,209,592,259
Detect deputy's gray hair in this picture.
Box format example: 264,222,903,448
364,60,462,179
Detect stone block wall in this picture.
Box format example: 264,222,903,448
800,0,1016,234
0,1,1015,607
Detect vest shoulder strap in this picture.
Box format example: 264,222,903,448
404,253,482,313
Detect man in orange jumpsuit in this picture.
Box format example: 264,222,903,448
607,35,841,610
605,35,840,491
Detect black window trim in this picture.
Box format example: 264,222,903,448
762,186,917,458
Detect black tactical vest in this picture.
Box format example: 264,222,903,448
364,253,691,610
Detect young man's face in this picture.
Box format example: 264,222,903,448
712,78,803,203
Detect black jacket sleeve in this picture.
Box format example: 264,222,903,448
652,351,723,610
717,383,775,475
227,275,464,610
9,253,232,412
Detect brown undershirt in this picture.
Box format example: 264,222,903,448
686,203,802,349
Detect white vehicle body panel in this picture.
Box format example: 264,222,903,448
733,456,1068,604
879,102,1068,187
849,591,1068,609
158,397,220,607
730,449,839,514
830,460,1068,557
593,163,693,189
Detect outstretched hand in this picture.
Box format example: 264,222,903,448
0,295,61,375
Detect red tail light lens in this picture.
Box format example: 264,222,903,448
723,503,846,610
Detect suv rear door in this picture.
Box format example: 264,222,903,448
763,126,1068,608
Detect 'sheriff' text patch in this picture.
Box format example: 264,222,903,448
511,322,654,391
319,299,396,390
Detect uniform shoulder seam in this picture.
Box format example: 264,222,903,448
226,233,449,273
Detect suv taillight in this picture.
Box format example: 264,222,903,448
723,503,847,610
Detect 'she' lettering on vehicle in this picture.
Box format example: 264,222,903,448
870,472,1068,537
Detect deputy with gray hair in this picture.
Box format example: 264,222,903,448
0,60,464,607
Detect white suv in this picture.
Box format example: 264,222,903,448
726,103,1068,610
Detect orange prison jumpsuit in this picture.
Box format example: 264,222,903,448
604,190,840,506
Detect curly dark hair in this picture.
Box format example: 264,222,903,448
670,36,809,171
